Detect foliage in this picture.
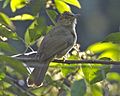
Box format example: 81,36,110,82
71,79,86,96
0,12,15,30
0,0,120,96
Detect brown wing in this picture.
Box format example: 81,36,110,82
37,26,73,61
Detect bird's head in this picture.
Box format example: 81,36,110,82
57,12,80,26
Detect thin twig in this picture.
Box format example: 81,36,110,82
6,74,36,96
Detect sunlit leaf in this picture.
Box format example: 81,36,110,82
61,64,77,77
24,30,31,46
0,25,18,40
87,42,120,61
0,42,16,53
91,84,103,96
10,0,29,12
107,72,120,81
103,32,120,44
10,14,35,21
87,42,120,53
0,73,5,81
71,79,86,96
82,64,110,84
0,55,28,76
62,0,81,8
2,0,10,8
55,0,71,13
0,12,15,30
0,65,6,81
1,80,11,89
99,49,120,61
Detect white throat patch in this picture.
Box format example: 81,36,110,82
73,19,77,32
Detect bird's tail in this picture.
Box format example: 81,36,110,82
27,62,49,87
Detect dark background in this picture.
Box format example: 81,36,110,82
0,0,120,52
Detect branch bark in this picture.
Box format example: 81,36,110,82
11,52,120,67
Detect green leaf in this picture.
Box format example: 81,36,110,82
10,14,35,21
99,49,120,61
0,25,18,40
107,72,120,82
91,84,103,96
44,74,53,85
0,55,28,76
0,42,16,53
29,0,44,16
25,17,47,46
0,65,6,81
107,72,120,81
103,32,120,44
87,42,120,53
24,30,31,46
10,0,29,12
46,9,58,25
0,73,5,81
62,0,81,8
82,64,110,84
46,25,53,34
2,0,10,8
71,79,86,96
87,42,120,61
61,64,76,77
0,12,15,30
55,0,71,13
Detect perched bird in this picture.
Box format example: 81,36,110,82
27,11,79,87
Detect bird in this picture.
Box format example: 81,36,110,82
27,11,79,87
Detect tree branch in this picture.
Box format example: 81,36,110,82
6,73,36,96
11,52,120,67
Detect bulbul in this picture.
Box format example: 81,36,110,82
27,11,78,87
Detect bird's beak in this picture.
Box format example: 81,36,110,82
74,14,80,18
